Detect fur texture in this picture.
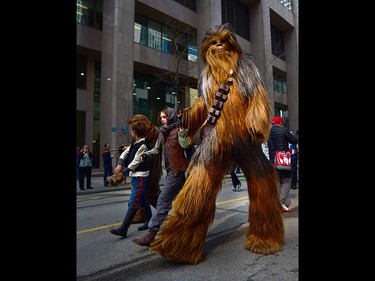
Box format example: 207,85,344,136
149,23,284,264
107,172,125,187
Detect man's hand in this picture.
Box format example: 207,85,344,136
141,153,148,162
115,164,123,174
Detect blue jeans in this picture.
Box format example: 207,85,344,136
103,164,113,185
128,176,149,209
291,154,298,187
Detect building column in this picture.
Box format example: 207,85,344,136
196,0,222,75
285,1,299,132
100,0,135,159
86,57,95,151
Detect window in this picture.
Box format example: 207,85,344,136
277,0,292,11
162,28,173,53
173,0,196,11
134,14,197,63
271,25,285,61
134,72,185,125
222,0,250,40
76,0,103,30
188,44,198,63
274,102,288,128
77,55,87,89
93,61,101,121
148,20,162,51
272,67,287,96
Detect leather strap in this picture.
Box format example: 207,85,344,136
200,69,234,140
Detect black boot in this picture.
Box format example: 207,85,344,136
110,207,137,238
138,205,152,231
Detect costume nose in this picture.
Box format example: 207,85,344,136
216,42,222,46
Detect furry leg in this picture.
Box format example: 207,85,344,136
243,166,284,254
149,163,225,264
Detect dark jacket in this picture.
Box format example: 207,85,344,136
163,126,189,175
145,107,190,175
102,149,112,166
268,125,298,163
120,140,150,172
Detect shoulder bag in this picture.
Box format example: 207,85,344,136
275,150,291,171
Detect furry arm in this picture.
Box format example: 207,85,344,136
181,96,208,138
237,55,271,142
244,84,271,142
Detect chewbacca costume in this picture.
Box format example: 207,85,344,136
117,115,162,224
148,23,284,264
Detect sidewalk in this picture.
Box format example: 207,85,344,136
77,169,299,211
76,169,239,195
76,168,133,194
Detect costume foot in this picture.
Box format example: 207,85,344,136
244,233,283,254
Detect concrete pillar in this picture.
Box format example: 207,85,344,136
100,0,135,160
85,57,95,149
196,0,222,75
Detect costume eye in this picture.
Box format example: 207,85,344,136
212,40,217,45
222,36,229,43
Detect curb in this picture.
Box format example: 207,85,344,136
76,173,244,195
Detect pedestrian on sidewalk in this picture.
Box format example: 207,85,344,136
131,106,191,247
78,145,94,190
229,163,241,192
102,143,114,187
267,116,298,212
76,146,81,181
289,130,299,190
109,120,152,238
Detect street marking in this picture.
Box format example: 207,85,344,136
77,223,120,234
216,196,248,205
77,196,249,235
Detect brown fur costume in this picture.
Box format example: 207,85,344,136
149,23,283,264
116,115,162,223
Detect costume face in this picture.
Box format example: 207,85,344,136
200,23,242,83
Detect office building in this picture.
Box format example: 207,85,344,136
76,0,298,166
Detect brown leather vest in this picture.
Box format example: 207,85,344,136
163,126,188,175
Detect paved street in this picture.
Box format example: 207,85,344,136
77,169,299,280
